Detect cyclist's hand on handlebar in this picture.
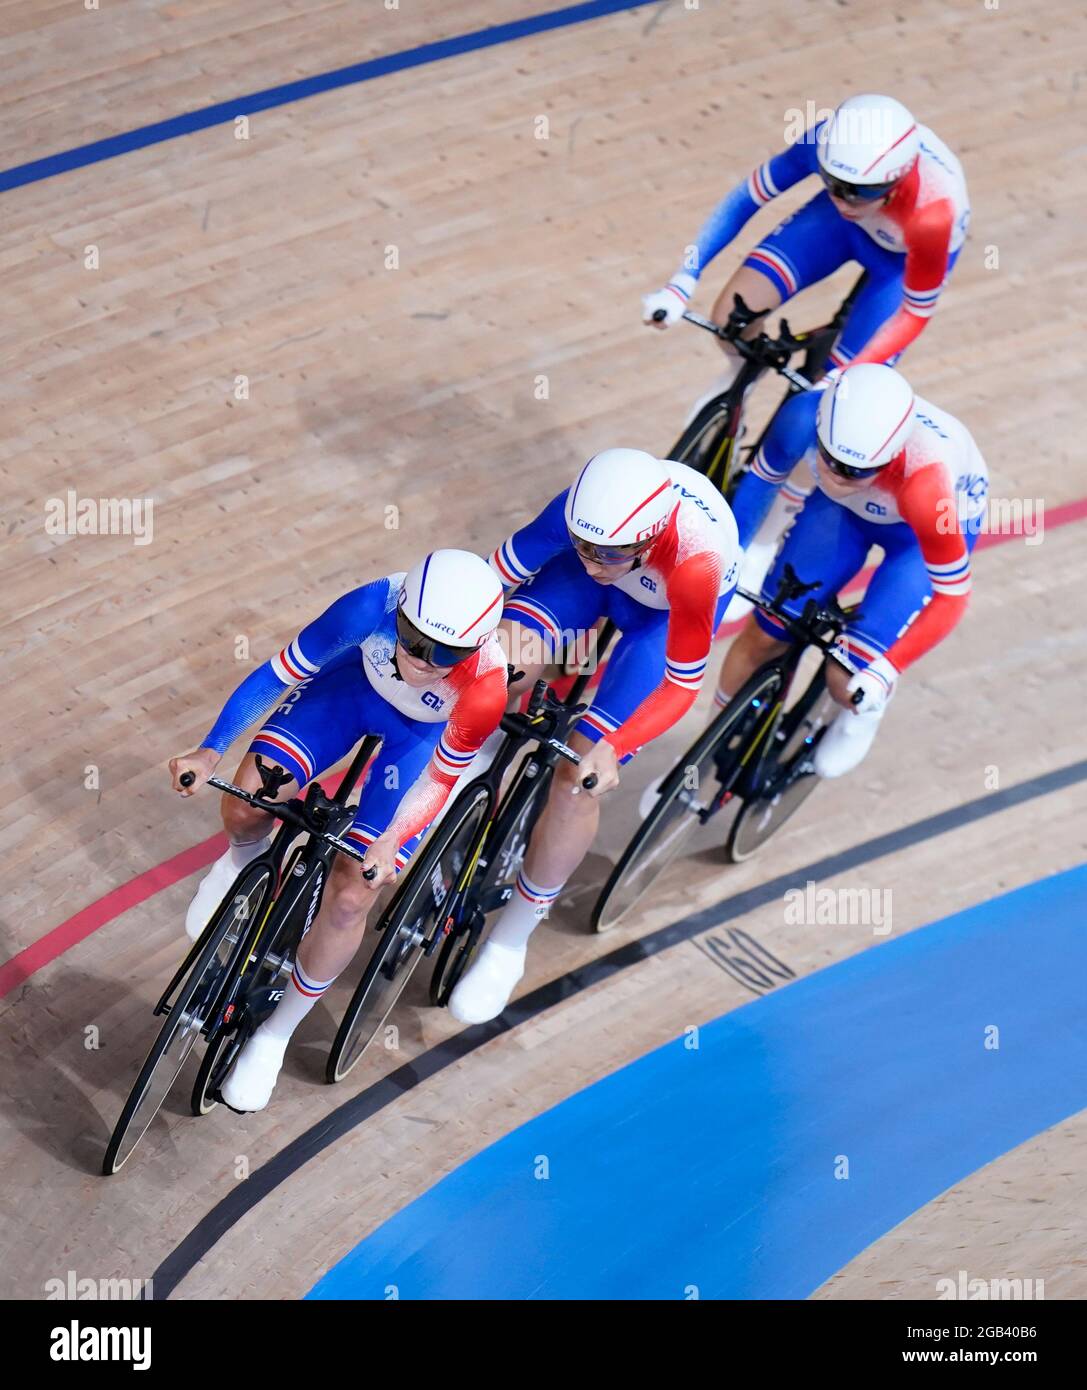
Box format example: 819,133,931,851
570,740,619,798
845,656,898,714
360,834,399,891
641,272,696,329
169,747,221,796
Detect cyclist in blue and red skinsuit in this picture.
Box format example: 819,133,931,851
448,448,740,1026
643,94,970,606
168,550,507,1112
718,364,989,781
643,93,970,381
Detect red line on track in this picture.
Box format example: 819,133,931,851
1,500,1077,1000
0,771,347,1000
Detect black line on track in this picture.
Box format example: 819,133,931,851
148,757,1087,1298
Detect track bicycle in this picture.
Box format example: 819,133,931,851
591,565,862,933
102,742,379,1173
326,676,597,1081
658,271,867,493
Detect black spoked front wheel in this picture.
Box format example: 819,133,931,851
591,670,784,933
428,909,482,1010
102,862,273,1174
326,785,492,1083
191,846,314,1116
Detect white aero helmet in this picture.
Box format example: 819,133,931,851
396,548,504,666
817,94,920,198
565,448,675,559
816,364,916,474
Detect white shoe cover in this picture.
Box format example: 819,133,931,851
813,706,885,779
448,941,527,1024
185,840,267,942
220,1028,288,1113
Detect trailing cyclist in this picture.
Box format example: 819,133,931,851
448,448,741,1024
167,549,507,1111
714,363,989,780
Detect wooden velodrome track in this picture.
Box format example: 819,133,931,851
2,0,1085,1300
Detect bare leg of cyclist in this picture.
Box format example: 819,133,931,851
715,617,790,710
684,266,783,426
183,751,296,942
449,730,598,1024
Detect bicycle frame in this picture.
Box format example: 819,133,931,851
740,270,868,468
421,693,584,952
158,737,380,1025
710,641,820,813
727,580,861,804
668,270,868,493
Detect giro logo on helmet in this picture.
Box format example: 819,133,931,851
564,448,675,551
817,362,917,472
816,94,920,193
635,517,669,542
396,549,504,666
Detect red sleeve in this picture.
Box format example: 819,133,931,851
884,463,972,673
606,551,721,761
851,202,953,366
385,667,507,847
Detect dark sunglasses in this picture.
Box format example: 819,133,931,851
819,169,897,205
569,532,654,566
817,441,885,482
395,608,479,667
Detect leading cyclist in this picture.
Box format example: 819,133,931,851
168,549,507,1111
642,93,970,597
448,448,740,1024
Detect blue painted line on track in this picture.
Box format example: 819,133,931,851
0,0,663,193
308,864,1087,1299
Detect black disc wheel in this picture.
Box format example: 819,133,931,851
669,399,745,493
190,1028,236,1117
429,765,550,1006
591,669,784,933
326,785,491,1083
102,862,273,1174
726,681,837,863
726,764,820,863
